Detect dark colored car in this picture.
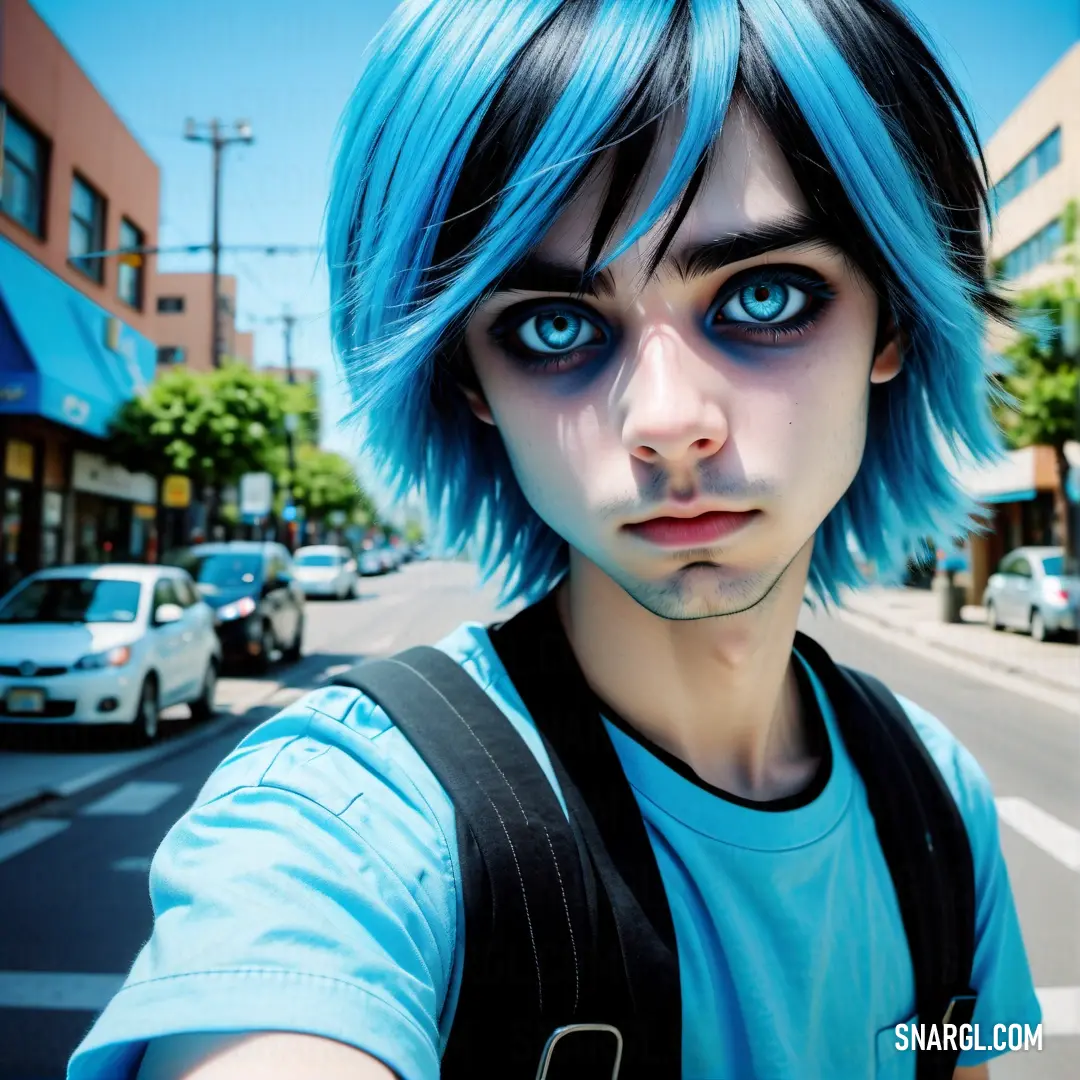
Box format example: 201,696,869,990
165,542,305,671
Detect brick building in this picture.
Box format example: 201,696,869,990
0,0,161,592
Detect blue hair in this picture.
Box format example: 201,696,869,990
327,0,1007,607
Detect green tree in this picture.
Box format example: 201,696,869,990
280,445,371,523
995,275,1080,570
108,364,316,490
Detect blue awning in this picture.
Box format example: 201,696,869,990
0,237,156,438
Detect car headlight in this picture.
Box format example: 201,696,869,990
217,596,257,622
75,645,133,670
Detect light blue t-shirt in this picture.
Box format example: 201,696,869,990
67,623,1040,1080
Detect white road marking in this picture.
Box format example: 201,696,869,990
111,855,153,873
995,797,1080,872
321,662,357,680
360,634,397,654
0,820,69,866
1038,986,1080,1036
79,781,181,817
0,971,124,1010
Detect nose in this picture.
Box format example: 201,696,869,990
619,327,729,468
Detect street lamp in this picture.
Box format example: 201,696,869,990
184,118,255,370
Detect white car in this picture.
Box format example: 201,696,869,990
0,565,221,744
358,549,384,576
292,546,359,600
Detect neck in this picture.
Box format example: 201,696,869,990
556,544,819,802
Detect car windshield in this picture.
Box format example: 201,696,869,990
176,552,263,592
0,578,142,624
295,553,339,567
1041,555,1064,575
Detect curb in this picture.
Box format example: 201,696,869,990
834,607,1080,716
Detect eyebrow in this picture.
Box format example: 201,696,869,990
487,213,836,298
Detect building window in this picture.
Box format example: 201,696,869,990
157,296,185,313
1001,217,1064,279
1,108,48,236
992,127,1062,213
117,218,144,309
69,175,106,282
156,346,186,366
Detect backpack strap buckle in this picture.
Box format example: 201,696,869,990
940,991,978,1028
535,1024,624,1079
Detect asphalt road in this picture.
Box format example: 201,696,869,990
0,561,1075,1079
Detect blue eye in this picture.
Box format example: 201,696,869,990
722,282,806,324
518,309,599,354
492,301,610,369
707,266,835,341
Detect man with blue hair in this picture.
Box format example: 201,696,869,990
69,1,1039,1078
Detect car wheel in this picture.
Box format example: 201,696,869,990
190,659,218,723
283,615,304,662
986,601,1002,631
130,675,160,746
1030,609,1048,643
255,622,276,673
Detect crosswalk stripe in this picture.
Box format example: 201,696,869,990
0,820,69,866
995,797,1080,872
0,972,124,1010
1038,986,1080,1036
111,856,153,873
78,781,182,817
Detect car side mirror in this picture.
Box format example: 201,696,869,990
154,603,184,626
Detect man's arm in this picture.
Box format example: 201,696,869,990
954,1064,989,1080
136,1033,397,1080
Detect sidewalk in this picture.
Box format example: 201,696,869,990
837,587,1080,697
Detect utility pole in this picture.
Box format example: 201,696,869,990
184,118,254,369
282,310,298,473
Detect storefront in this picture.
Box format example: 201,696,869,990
950,444,1075,603
0,236,157,593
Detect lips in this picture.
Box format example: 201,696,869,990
623,509,760,548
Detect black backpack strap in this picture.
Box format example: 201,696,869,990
489,594,682,1078
793,632,977,1080
332,647,602,1078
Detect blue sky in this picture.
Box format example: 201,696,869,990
28,0,1080,463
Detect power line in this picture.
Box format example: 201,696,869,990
82,242,320,259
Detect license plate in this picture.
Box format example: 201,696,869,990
5,688,46,714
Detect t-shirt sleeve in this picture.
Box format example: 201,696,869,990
66,685,460,1080
898,696,1042,1066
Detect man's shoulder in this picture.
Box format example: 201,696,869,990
195,622,500,821
888,690,997,841
296,620,500,731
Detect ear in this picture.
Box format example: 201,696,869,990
460,384,496,426
869,336,903,385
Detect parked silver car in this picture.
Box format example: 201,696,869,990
983,546,1080,643
357,549,385,576
292,545,359,600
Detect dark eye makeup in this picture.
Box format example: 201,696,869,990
485,262,837,373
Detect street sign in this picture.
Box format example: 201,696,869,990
239,472,273,517
282,505,297,522
162,475,192,509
